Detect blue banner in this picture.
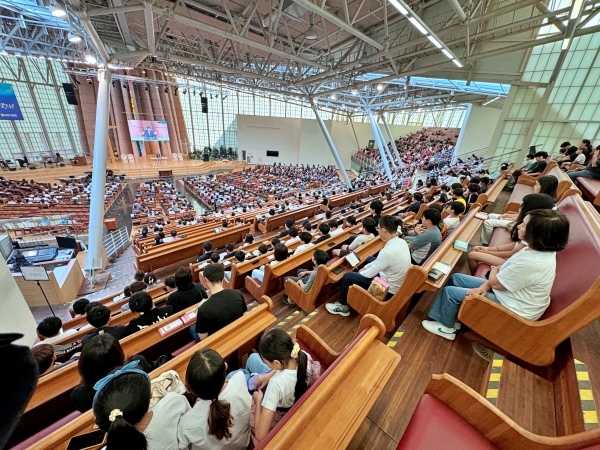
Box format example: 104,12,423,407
0,83,23,120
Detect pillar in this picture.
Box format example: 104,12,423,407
85,69,111,273
367,109,393,180
381,114,403,167
111,79,136,158
147,70,171,157
156,72,181,155
137,81,160,157
311,103,353,189
172,81,191,155
375,121,397,169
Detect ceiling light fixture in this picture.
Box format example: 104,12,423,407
376,83,384,91
451,59,463,68
67,33,82,43
388,0,408,15
330,93,336,100
351,89,358,95
50,4,67,17
84,52,97,64
408,17,428,35
305,13,317,40
427,35,443,49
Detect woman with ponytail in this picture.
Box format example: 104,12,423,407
178,349,251,449
92,361,189,450
246,328,320,443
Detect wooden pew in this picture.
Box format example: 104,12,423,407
345,204,484,332
21,296,277,450
459,193,600,367
135,224,252,272
245,225,360,300
257,205,321,233
256,315,401,450
482,170,509,207
320,190,363,212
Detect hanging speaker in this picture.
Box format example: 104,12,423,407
201,96,208,113
62,83,78,105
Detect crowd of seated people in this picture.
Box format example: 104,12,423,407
131,179,196,224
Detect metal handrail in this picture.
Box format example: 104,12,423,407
103,226,130,261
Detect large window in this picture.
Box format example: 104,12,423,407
0,56,82,161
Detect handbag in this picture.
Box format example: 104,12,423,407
150,370,186,408
368,276,390,301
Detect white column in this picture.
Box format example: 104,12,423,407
85,69,112,272
381,114,403,167
376,121,398,169
311,103,353,189
367,109,393,180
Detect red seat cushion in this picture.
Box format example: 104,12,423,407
253,277,262,285
487,227,512,248
328,256,341,265
396,394,498,450
575,177,600,204
546,195,600,318
11,411,82,450
508,183,533,205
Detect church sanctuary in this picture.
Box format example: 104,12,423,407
3,0,600,448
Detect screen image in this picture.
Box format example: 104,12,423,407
127,120,170,141
0,83,24,120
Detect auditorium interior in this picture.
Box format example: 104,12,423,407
2,0,600,448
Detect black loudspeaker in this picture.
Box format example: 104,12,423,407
201,96,208,113
202,153,209,162
62,83,78,105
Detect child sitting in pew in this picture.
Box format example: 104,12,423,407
178,349,252,450
126,291,173,334
69,297,89,317
230,328,320,444
92,360,189,450
225,250,246,281
71,334,153,412
282,249,330,306
332,217,377,258
251,243,289,283
81,304,130,346
293,231,314,255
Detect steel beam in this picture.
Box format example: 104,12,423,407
367,109,393,180
144,2,156,55
292,0,383,51
381,113,403,166
310,103,353,189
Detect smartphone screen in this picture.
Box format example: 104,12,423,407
66,430,107,450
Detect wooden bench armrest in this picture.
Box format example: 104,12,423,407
503,201,520,214
295,324,341,368
424,373,599,450
516,177,536,187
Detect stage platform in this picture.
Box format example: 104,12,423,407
0,158,247,183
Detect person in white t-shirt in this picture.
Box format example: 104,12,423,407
423,209,569,342
293,232,314,255
442,200,465,235
93,360,190,450
332,217,377,258
178,349,251,450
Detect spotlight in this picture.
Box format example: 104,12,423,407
121,82,125,89
145,84,149,91
111,80,115,87
182,89,187,95
376,83,384,91
84,52,97,64
85,76,92,84
305,13,317,40
193,90,196,96
164,86,169,93
351,89,358,95
174,87,178,96
67,33,82,43
50,4,67,17
330,93,336,100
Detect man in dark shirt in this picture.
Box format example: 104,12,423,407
197,241,213,262
126,291,173,334
191,264,247,342
399,192,423,219
313,223,331,244
526,151,549,174
167,267,208,313
81,304,129,346
278,219,294,238
223,243,236,259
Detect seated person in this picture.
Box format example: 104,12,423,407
164,275,176,292
465,183,480,204
278,219,295,238
422,209,569,347
443,201,465,234
34,316,76,345
167,267,208,313
70,297,89,317
81,304,129,346
286,226,300,243
243,233,254,247
133,270,145,283
399,192,424,219
328,219,344,237
282,249,329,306
190,264,247,342
450,188,466,209
143,272,159,288
251,244,289,283
479,177,490,193
480,193,554,245
223,243,236,259
294,231,314,255
210,252,220,263
568,146,600,181
313,223,331,244
197,242,214,262
225,250,246,281
257,244,269,255
32,344,61,377
302,221,313,234
332,217,377,257
524,151,549,177
405,209,443,265
369,200,383,226
560,146,586,169
326,216,412,317
178,349,251,449
437,185,451,203
121,281,147,312
126,291,173,334
468,193,554,274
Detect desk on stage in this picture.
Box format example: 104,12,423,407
70,156,88,166
158,169,173,178
151,158,167,166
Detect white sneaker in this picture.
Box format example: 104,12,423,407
422,320,456,341
454,322,461,330
325,302,350,317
